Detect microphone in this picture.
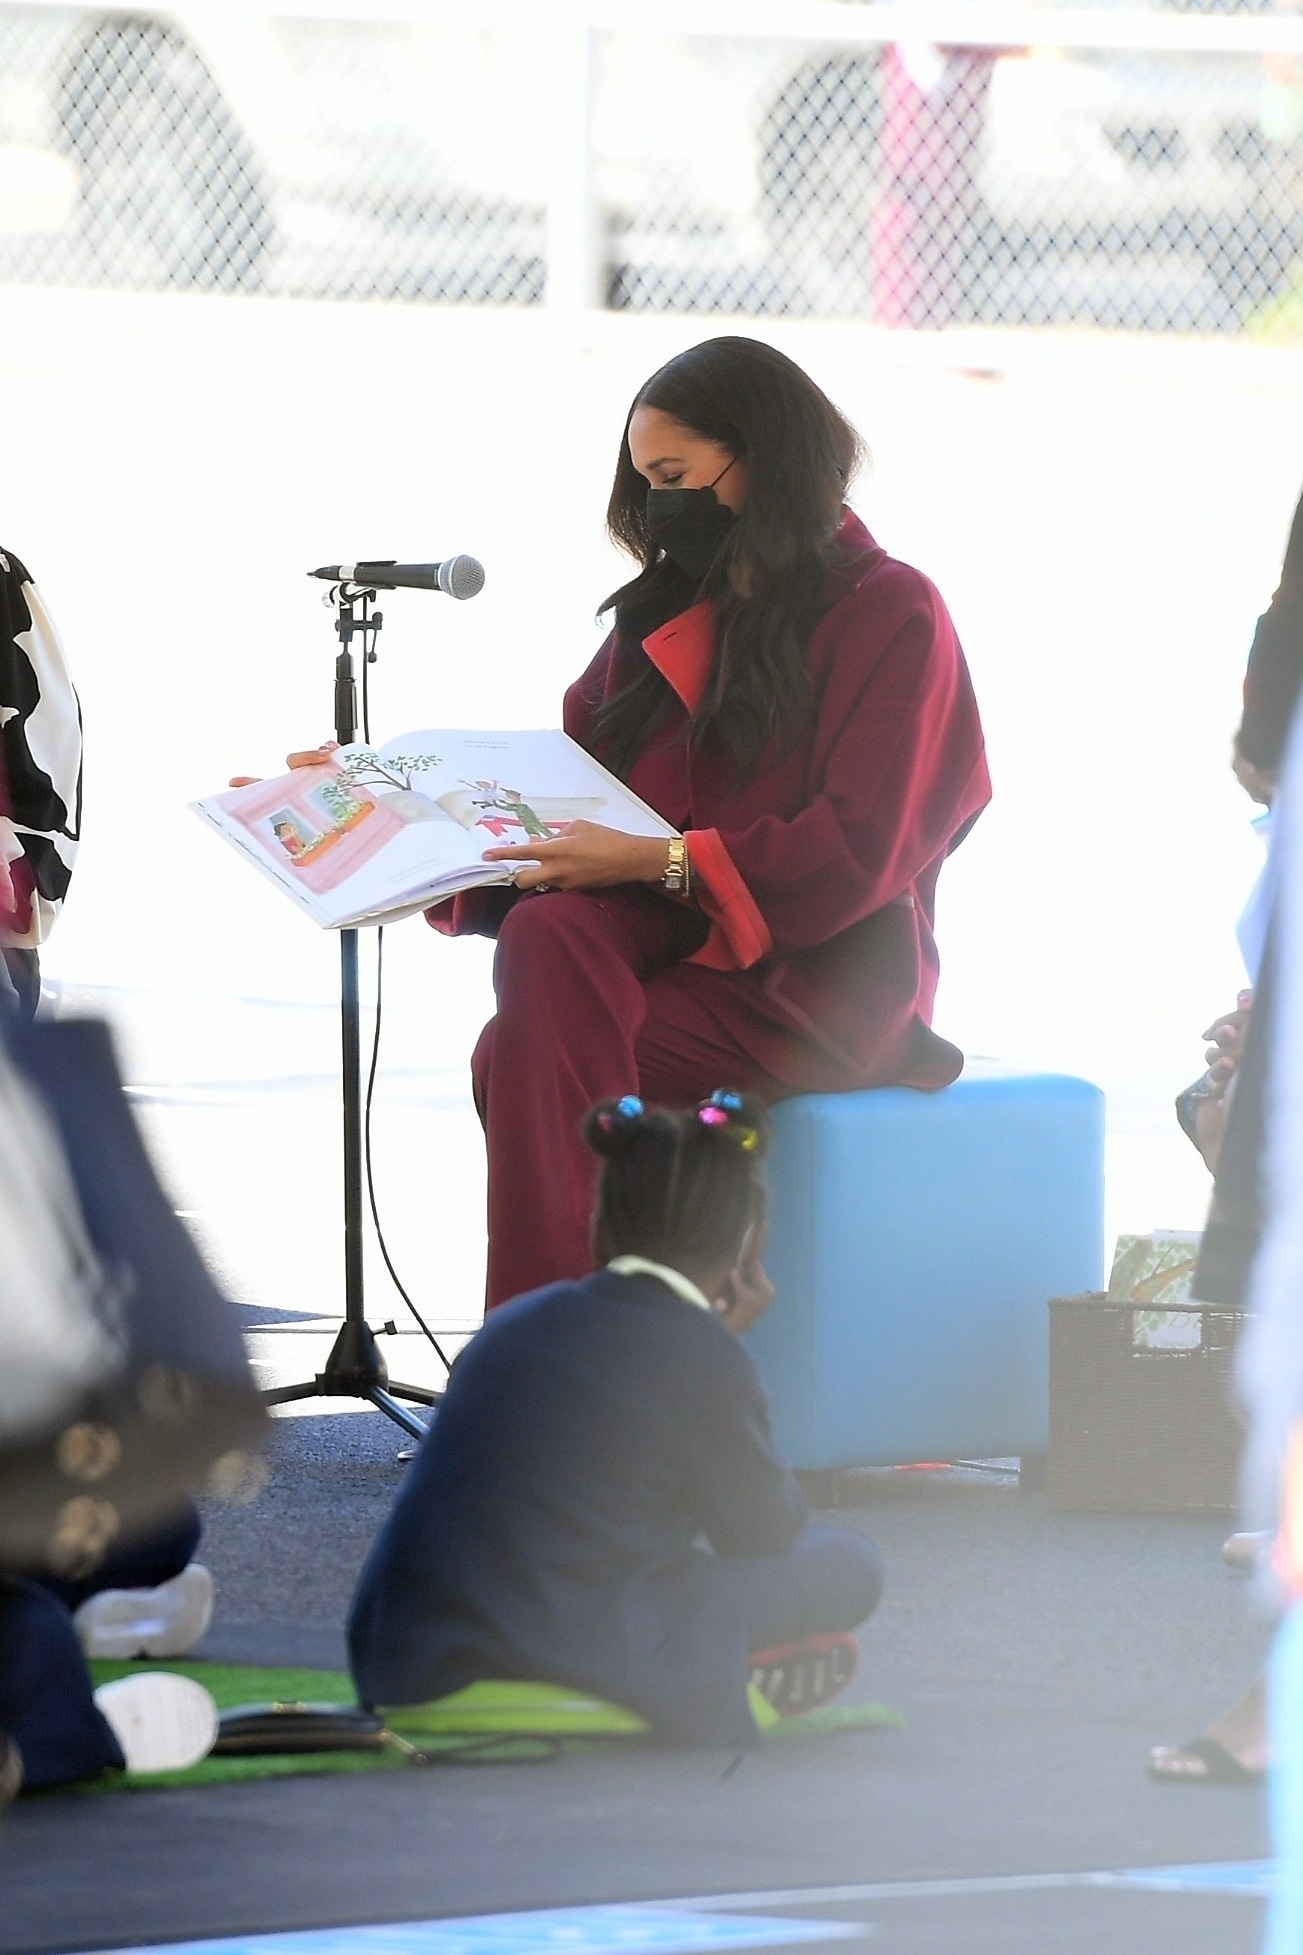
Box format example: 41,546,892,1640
310,556,485,600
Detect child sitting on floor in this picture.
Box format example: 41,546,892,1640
348,1091,883,1747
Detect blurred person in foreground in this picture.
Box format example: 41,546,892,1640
1196,474,1303,1327
348,1092,882,1747
1150,481,1303,1787
1148,989,1268,1784
1235,486,1303,810
0,565,216,1674
264,335,990,1312
0,744,260,1792
1239,693,1303,1951
0,548,81,1021
0,1021,249,1793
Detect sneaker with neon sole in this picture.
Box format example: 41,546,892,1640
73,1562,214,1660
748,1632,860,1717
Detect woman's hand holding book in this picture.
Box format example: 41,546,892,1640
228,743,338,790
483,822,672,894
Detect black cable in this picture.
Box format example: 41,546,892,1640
363,927,452,1376
404,1734,563,1766
356,597,453,1379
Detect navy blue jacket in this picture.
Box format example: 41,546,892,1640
347,1268,806,1746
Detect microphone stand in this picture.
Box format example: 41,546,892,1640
261,585,439,1441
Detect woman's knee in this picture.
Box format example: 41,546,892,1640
495,886,688,980
494,892,607,985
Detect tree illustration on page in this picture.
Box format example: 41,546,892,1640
318,777,369,826
338,751,442,793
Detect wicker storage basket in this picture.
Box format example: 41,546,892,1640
1046,1292,1246,1514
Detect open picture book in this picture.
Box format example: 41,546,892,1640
193,728,678,928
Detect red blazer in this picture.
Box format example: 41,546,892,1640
434,512,990,1090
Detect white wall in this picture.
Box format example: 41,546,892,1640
5,284,1300,1284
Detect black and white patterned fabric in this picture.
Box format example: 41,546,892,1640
0,550,80,950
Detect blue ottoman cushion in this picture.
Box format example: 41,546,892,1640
746,1062,1105,1471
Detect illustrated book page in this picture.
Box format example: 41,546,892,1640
193,728,678,928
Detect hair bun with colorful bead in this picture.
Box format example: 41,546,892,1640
696,1088,766,1156
584,1094,658,1159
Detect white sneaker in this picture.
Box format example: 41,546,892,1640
74,1563,214,1660
93,1673,218,1774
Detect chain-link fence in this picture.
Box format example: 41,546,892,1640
618,28,1303,331
1,2,1302,331
0,8,548,301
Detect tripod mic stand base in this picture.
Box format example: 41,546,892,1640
262,603,448,1453
262,1318,440,1443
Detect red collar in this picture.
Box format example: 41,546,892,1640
641,599,715,714
639,512,880,714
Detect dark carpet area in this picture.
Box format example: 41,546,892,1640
1,1411,1273,1955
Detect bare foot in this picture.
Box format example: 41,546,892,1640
1149,1678,1266,1783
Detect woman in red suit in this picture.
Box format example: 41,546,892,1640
430,336,991,1309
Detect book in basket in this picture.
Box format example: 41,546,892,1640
193,728,677,929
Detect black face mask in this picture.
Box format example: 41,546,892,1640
645,458,738,582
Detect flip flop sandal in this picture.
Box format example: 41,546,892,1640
1148,1736,1264,1786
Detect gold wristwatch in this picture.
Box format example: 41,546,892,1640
663,837,689,896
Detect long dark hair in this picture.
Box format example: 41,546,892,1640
592,337,864,781
586,1092,770,1270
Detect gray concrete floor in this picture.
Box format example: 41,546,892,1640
0,1341,1275,1955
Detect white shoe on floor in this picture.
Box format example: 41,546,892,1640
74,1563,214,1660
1222,1530,1272,1574
93,1673,218,1774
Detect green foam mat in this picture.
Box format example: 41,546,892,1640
763,1701,903,1739
81,1661,901,1791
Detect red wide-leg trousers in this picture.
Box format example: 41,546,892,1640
471,887,854,1309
